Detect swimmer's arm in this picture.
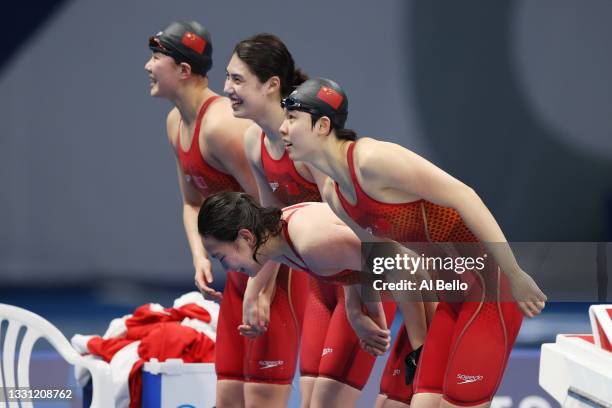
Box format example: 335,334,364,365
366,142,521,275
345,284,388,330
321,171,435,340
242,125,285,310
242,262,280,334
369,143,547,315
175,162,206,260
299,222,363,272
167,111,221,299
297,221,390,332
248,261,280,321
167,109,206,261
344,284,390,355
244,262,279,303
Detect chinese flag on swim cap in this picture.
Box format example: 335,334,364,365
317,86,343,110
181,31,206,54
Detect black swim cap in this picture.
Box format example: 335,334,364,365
281,78,348,129
149,21,213,76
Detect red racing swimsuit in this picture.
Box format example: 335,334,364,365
176,96,246,304
177,97,243,195
216,133,318,384
280,204,396,389
177,97,293,384
334,142,523,405
260,134,395,390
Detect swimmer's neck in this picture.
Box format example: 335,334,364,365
305,137,354,189
173,81,215,125
254,102,286,144
258,228,300,267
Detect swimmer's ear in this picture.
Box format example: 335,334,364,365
237,228,256,246
263,75,281,96
316,116,332,136
178,61,193,78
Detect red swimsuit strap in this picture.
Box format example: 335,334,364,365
178,95,222,152
190,95,222,154
260,130,319,188
280,205,310,271
260,130,288,163
334,142,361,210
345,142,362,198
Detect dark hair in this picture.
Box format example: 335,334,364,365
309,115,357,141
336,128,357,141
171,57,206,78
198,192,284,263
233,33,307,97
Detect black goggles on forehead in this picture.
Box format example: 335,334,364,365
149,36,188,62
149,36,168,51
281,96,321,116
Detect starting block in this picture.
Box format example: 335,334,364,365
539,305,612,407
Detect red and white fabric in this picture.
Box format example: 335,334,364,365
71,292,218,408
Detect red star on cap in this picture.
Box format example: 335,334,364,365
316,86,343,110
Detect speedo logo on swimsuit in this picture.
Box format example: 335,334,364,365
192,175,209,191
322,348,333,356
185,174,209,191
259,360,284,370
392,369,401,376
456,374,484,384
269,181,279,192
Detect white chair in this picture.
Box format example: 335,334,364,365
0,303,113,408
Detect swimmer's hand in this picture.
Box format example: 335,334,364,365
347,309,390,356
238,323,264,339
509,269,547,318
194,255,222,301
256,290,271,330
239,294,269,338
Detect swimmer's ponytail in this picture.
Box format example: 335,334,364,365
336,128,357,141
233,33,307,97
292,68,308,88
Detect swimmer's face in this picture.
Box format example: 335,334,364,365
280,109,323,161
144,52,182,98
203,230,259,277
224,53,278,119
